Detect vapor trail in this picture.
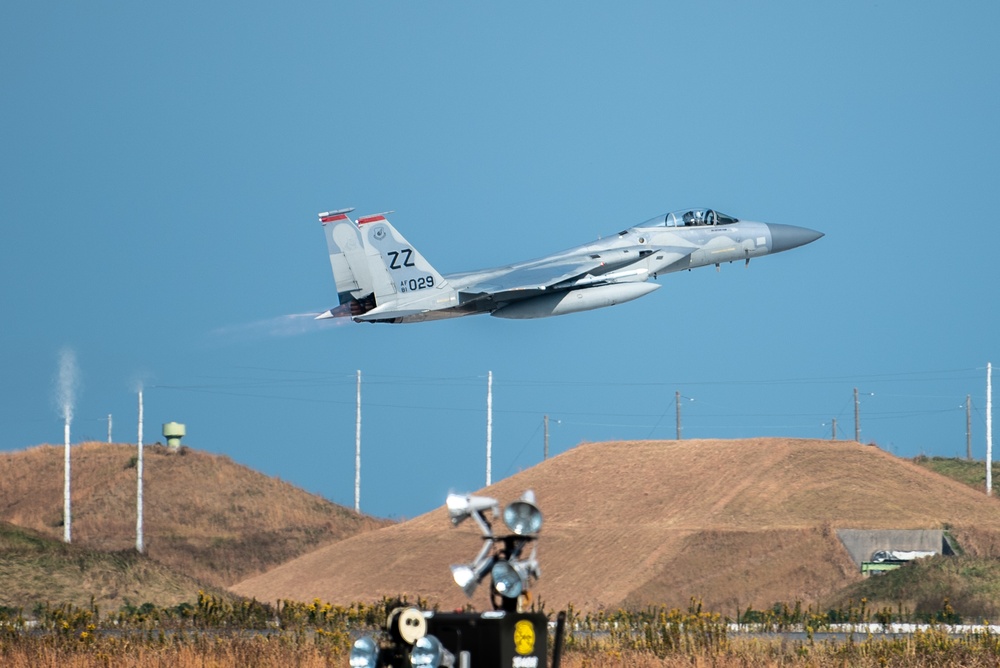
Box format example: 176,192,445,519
210,312,346,340
56,348,79,424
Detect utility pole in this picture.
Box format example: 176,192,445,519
675,391,682,440
988,362,993,496
136,390,144,553
63,414,71,544
543,414,549,461
967,395,972,460
355,370,361,513
854,387,860,442
58,349,76,545
486,371,493,487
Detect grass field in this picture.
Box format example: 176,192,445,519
235,439,1000,613
6,636,1000,668
2,597,1000,667
0,442,388,594
5,442,1000,666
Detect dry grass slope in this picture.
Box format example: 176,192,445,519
0,442,390,588
0,521,220,610
231,439,1000,613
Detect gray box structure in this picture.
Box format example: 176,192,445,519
836,529,953,568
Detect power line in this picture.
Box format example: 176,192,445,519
161,365,985,391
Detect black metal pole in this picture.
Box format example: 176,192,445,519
552,610,566,668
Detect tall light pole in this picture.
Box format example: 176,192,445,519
486,371,493,487
854,387,860,442
355,370,362,513
58,349,77,544
966,395,972,460
676,391,682,440
136,390,144,553
987,363,993,496
853,389,874,443
543,415,549,461
63,413,71,543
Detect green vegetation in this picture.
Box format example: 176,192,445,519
0,594,426,668
0,521,230,611
4,597,1000,667
559,598,1000,666
827,555,1000,623
563,599,727,656
912,455,1000,496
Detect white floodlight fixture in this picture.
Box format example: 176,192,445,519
489,560,524,599
490,549,541,600
502,490,542,536
350,636,380,668
446,493,498,537
450,539,495,597
410,634,455,668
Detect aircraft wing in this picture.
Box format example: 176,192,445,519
464,261,603,298
459,245,694,303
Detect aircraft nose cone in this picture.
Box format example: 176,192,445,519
768,223,824,253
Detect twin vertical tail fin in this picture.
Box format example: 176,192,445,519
317,209,448,321
356,213,448,309
317,208,376,318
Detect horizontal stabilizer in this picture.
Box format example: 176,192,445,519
353,306,429,322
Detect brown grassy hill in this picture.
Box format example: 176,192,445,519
0,442,389,588
231,438,1000,614
0,520,222,611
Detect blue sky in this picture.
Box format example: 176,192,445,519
2,3,997,519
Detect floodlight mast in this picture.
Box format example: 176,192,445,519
492,535,537,612
471,512,492,538
448,489,542,612
349,487,556,667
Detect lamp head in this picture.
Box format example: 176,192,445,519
502,490,542,536
349,636,379,668
450,539,496,597
490,560,524,599
446,493,499,537
490,552,540,600
410,634,455,667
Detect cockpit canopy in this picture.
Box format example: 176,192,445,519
639,208,739,228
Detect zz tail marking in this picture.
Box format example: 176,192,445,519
387,249,415,269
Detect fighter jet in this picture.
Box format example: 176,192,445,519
315,208,822,324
